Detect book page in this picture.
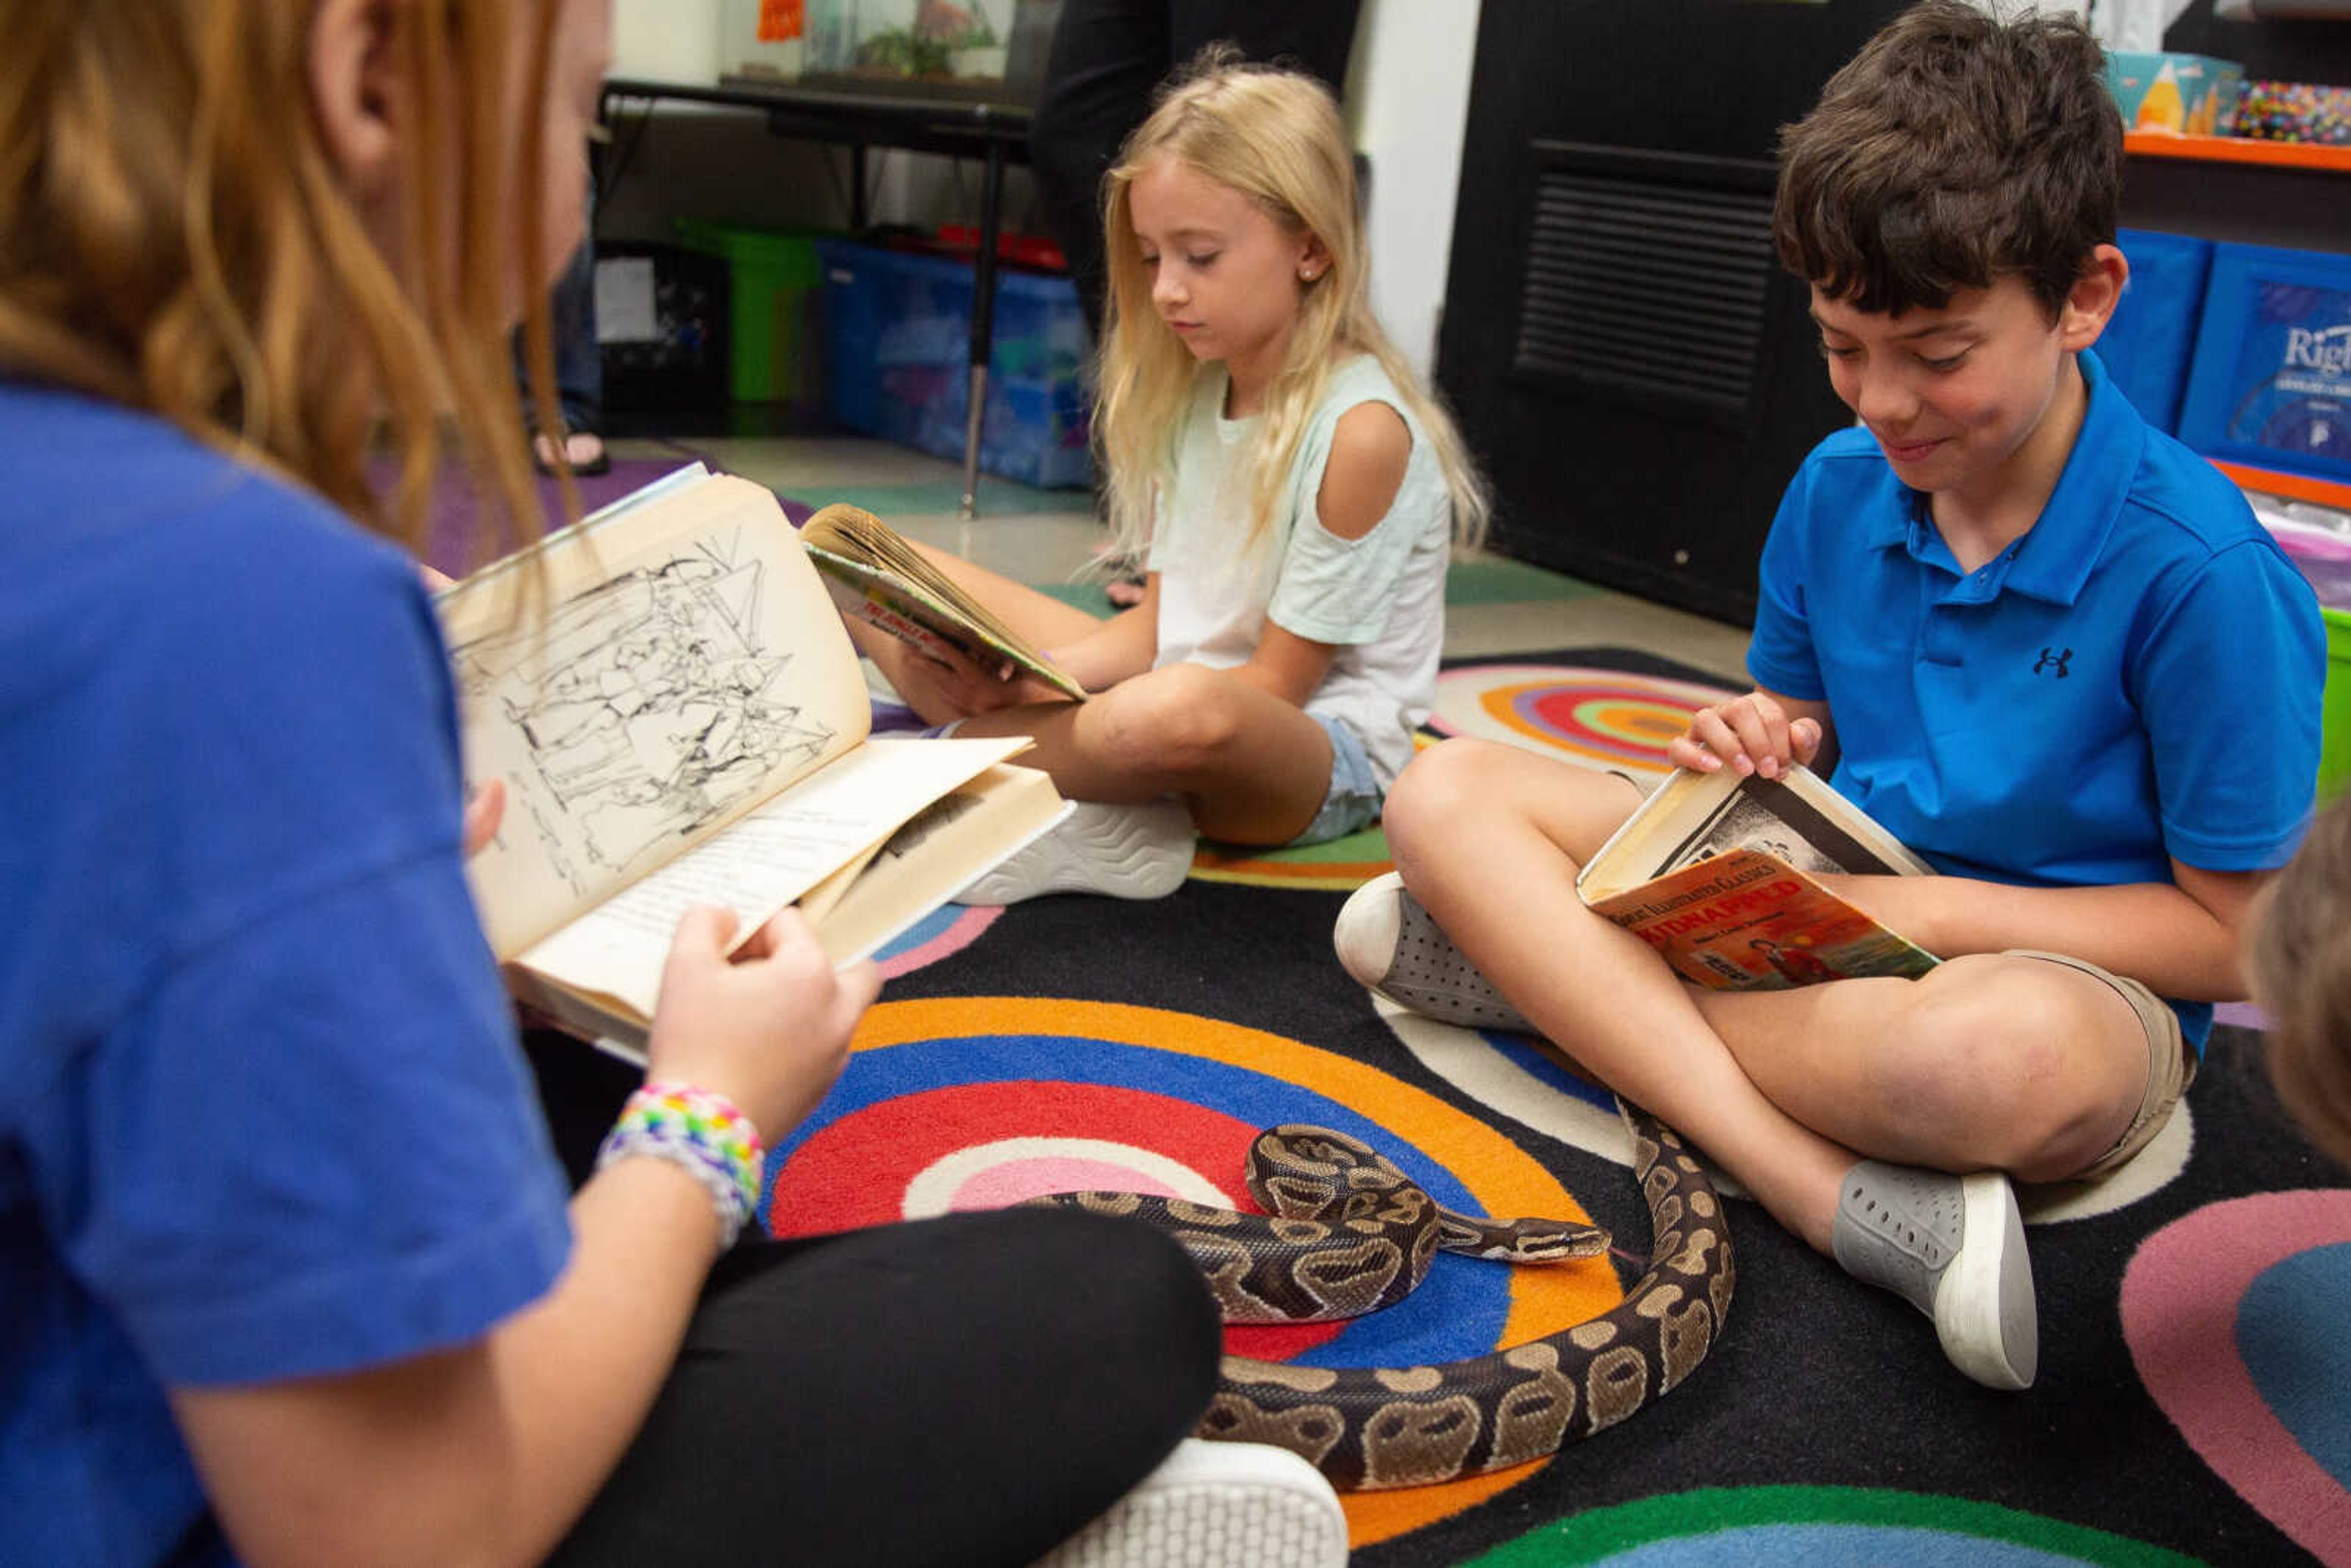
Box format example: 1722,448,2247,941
1580,765,1930,902
513,736,1030,1017
444,473,874,956
801,504,1089,702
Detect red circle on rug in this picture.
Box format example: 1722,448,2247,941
770,1080,1344,1359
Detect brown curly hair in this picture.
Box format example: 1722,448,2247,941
1772,0,2122,318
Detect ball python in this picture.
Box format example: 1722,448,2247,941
1031,1098,1733,1490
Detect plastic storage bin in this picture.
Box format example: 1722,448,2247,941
676,219,825,405
816,239,1093,488
595,243,730,416
2176,241,2351,487
2102,229,2213,433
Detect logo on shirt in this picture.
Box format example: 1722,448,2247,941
2033,646,2072,679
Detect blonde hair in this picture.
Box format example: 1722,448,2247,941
0,0,561,567
2249,795,2351,1171
1095,49,1488,561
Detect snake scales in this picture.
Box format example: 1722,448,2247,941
1032,1099,1733,1490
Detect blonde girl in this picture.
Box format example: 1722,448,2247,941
860,49,1490,904
0,4,1222,1564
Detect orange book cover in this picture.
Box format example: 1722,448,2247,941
1584,844,1939,991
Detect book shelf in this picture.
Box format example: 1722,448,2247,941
2121,132,2350,512
2123,129,2351,174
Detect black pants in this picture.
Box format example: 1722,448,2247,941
1027,0,1366,341
528,1038,1223,1566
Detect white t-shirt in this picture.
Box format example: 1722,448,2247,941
1145,355,1453,788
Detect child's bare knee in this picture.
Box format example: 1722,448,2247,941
1383,739,1500,850
1890,956,2128,1169
1092,663,1240,774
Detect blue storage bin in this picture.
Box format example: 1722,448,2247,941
2176,241,2351,486
2102,228,2212,433
816,239,1093,489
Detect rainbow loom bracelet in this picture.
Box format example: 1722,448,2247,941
594,1082,766,1248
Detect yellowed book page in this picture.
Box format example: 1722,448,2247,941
1578,764,1929,903
444,473,872,957
514,736,1030,1018
810,764,1068,964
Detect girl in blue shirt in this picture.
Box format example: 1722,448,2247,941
0,4,1218,1564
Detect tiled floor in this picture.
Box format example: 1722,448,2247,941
620,432,1757,682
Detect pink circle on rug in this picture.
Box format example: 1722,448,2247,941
2121,1188,2351,1562
948,1155,1196,1209
874,904,1002,980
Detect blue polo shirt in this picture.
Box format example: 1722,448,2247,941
0,382,574,1567
1748,350,2326,1047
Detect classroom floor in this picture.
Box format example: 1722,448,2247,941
611,431,1757,680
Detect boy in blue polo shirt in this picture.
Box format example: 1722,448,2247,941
1335,0,2325,1390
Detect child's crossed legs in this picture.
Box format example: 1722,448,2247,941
1381,737,2170,1243
1363,737,2186,1388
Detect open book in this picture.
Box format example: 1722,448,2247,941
1576,763,1939,989
437,467,1069,1056
800,503,1090,702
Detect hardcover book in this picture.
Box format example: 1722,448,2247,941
437,468,1068,1054
1576,763,1940,989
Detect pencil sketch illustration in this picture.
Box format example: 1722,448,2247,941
454,535,836,894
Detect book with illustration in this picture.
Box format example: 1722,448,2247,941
436,467,1068,1056
1576,763,1940,989
798,502,1091,702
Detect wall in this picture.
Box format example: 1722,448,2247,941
604,0,1483,381
1348,0,1481,381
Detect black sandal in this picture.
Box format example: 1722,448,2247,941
531,427,610,478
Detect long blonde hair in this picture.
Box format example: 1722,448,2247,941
1096,50,1488,561
0,0,560,566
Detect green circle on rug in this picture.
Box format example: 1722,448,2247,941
1464,1487,2203,1566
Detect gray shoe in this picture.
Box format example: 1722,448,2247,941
1332,872,1537,1033
1832,1160,2037,1390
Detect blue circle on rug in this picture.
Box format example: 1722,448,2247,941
776,1032,1514,1370
2240,1242,2351,1489
1586,1529,2123,1567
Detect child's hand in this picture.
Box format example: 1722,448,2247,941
893,646,1061,720
1668,693,1823,781
644,906,881,1140
462,779,506,857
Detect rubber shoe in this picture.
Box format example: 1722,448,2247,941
954,797,1194,905
1032,1439,1348,1568
1332,872,1537,1033
1831,1160,2038,1390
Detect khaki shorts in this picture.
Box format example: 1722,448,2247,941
2007,950,2193,1182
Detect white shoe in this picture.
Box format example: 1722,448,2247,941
955,797,1195,905
1832,1160,2038,1390
1332,871,1537,1033
1032,1439,1348,1568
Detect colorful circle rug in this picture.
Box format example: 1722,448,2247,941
1425,661,1738,776
2122,1188,2351,1563
760,996,1637,1549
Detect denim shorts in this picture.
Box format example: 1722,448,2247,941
1287,713,1385,848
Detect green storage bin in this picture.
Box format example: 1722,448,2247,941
2322,606,2351,806
675,219,824,405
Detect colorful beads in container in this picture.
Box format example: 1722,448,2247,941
2234,81,2351,146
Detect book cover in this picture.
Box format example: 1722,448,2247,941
1577,763,1938,991
1586,845,1940,990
